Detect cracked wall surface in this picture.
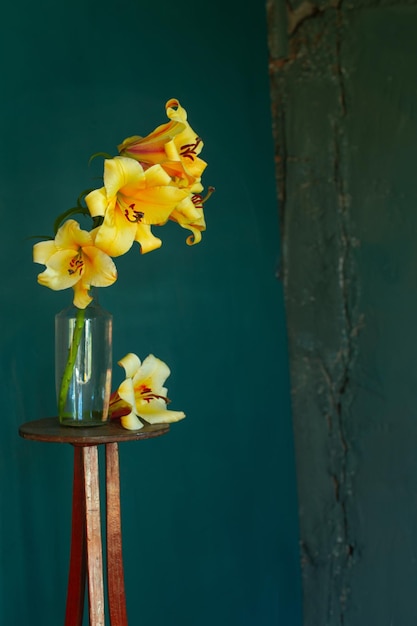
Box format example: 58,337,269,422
267,0,417,624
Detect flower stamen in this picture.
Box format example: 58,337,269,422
191,186,215,209
139,383,169,404
124,203,145,223
180,137,202,161
68,252,84,276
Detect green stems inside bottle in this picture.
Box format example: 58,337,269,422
58,307,86,417
55,296,113,427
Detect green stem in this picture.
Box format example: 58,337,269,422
53,206,90,235
58,307,86,416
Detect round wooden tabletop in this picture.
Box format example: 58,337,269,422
19,417,170,446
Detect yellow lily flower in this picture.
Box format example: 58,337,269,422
85,156,192,257
33,219,117,309
118,98,207,191
108,353,185,431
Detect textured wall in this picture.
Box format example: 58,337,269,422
268,0,417,624
0,0,302,624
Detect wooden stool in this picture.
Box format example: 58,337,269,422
19,417,170,626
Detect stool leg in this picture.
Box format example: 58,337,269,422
106,442,128,625
65,446,87,626
83,445,105,626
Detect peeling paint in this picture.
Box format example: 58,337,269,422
267,0,362,623
287,1,320,34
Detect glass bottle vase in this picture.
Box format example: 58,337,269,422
55,296,113,427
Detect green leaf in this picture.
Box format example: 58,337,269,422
26,234,55,241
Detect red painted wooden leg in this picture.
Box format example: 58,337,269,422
65,446,87,626
106,442,128,625
83,446,105,626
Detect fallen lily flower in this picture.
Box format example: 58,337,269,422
108,353,185,430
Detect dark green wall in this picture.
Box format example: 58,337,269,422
268,0,417,624
0,1,302,624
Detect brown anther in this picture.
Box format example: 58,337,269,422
124,204,144,223
68,252,84,276
180,137,202,161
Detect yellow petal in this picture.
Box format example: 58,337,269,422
165,99,203,152
36,250,82,291
85,187,109,218
118,353,142,379
94,203,137,257
140,163,172,187
181,223,203,246
121,412,144,430
140,406,186,424
170,203,206,246
82,246,117,287
134,224,162,254
165,98,189,124
130,183,188,225
104,156,145,198
118,377,136,407
56,219,92,249
132,354,170,390
171,195,202,224
73,282,93,309
184,156,207,181
33,240,58,265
